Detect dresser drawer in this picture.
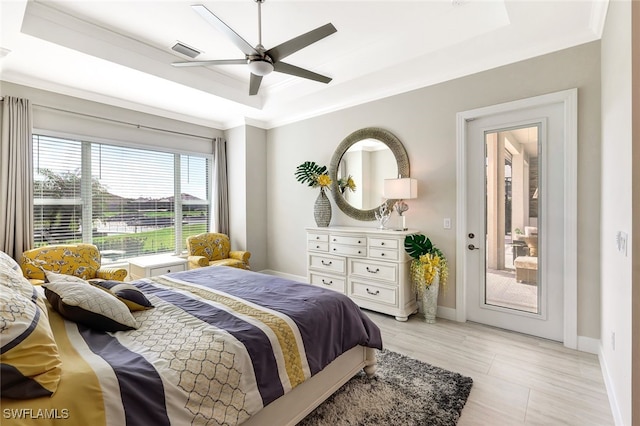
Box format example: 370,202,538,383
330,244,366,257
307,241,329,252
308,233,329,243
369,238,399,249
329,235,366,246
309,273,346,294
351,260,397,282
149,263,186,277
309,255,346,274
369,247,399,261
350,281,397,306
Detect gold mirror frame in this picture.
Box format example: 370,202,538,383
329,127,410,221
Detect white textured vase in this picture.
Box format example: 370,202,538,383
313,188,332,227
421,271,440,324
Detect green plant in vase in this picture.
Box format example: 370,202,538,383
404,234,449,323
295,161,333,227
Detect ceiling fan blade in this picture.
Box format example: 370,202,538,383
172,59,247,67
266,23,337,63
191,4,258,57
273,62,332,84
249,73,263,96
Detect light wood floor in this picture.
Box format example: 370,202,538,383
365,311,614,425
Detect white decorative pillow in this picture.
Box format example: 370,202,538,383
43,281,138,332
0,263,47,313
0,251,21,272
44,270,90,285
0,288,62,399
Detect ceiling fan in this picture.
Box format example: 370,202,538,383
172,1,337,96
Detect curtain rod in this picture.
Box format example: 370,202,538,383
1,96,215,141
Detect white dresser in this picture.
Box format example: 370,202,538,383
306,226,418,321
128,254,187,280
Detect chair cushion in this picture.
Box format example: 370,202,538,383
0,288,62,399
209,259,249,269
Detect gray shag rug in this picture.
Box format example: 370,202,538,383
299,349,473,426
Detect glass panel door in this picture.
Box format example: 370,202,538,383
484,125,540,314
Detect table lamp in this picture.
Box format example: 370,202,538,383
383,177,418,231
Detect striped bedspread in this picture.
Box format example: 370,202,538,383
1,267,382,426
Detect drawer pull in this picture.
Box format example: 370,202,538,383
366,288,380,296
321,279,333,285
333,248,337,251
358,240,362,244
167,269,171,273
381,242,385,246
358,250,362,254
366,267,380,274
380,253,385,256
321,260,333,266
333,238,337,241
316,245,320,249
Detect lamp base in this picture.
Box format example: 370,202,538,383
392,214,407,231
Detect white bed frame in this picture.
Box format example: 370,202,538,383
244,346,377,426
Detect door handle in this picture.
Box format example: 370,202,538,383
467,244,480,250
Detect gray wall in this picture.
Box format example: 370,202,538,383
267,41,601,339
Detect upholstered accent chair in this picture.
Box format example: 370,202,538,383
20,244,128,285
186,233,251,270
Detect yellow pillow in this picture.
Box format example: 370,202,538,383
0,288,62,399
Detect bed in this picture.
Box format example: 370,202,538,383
0,258,382,426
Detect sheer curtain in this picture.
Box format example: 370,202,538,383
0,97,33,260
212,137,229,235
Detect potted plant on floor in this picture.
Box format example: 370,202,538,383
404,234,449,323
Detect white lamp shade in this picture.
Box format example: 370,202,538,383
383,178,418,199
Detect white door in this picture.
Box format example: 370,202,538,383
462,101,567,341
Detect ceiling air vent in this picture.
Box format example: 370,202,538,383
171,42,201,59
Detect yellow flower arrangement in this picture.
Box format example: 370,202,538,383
317,173,332,188
294,161,332,190
404,234,449,297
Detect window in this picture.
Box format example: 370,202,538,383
33,134,211,262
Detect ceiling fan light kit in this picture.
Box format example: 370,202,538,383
171,0,336,95
247,58,274,76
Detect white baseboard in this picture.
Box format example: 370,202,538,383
436,306,458,321
598,343,624,425
577,335,600,355
259,269,308,283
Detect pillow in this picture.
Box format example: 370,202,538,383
0,288,62,399
0,263,47,314
90,280,154,311
44,270,90,285
43,281,138,332
0,251,21,272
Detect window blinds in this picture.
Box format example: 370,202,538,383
32,134,211,262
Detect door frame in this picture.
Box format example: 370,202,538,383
455,88,578,349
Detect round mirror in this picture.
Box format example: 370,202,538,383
329,127,410,221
